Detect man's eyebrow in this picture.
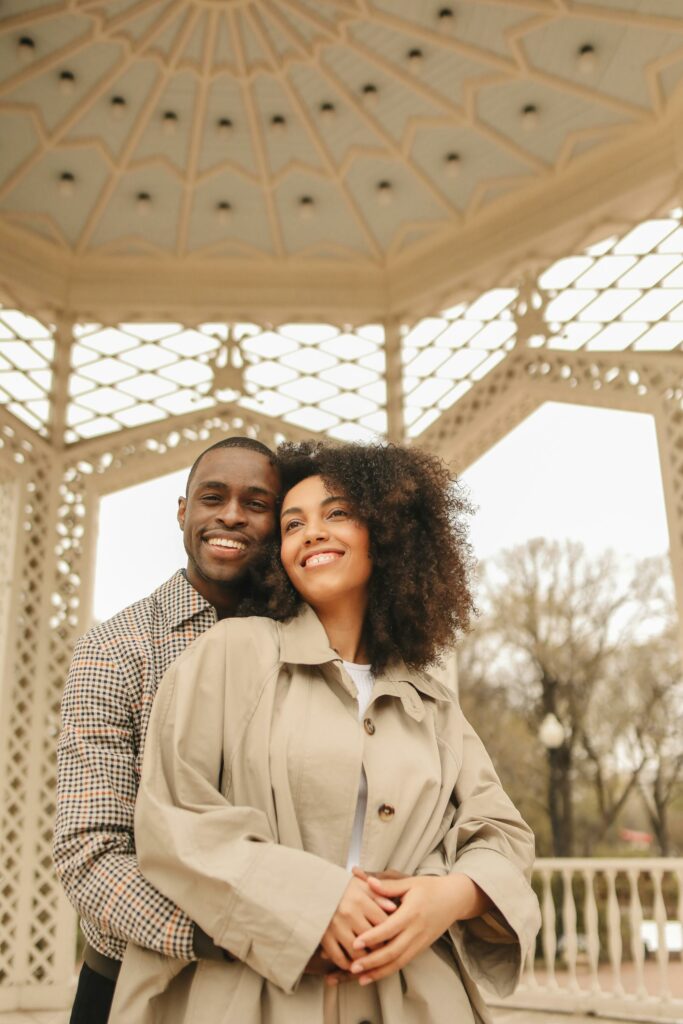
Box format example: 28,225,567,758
194,480,276,497
281,495,347,518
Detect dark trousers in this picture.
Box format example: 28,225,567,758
70,962,117,1024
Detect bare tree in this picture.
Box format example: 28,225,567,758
619,625,683,855
457,541,675,856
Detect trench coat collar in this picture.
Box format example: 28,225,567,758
277,604,455,710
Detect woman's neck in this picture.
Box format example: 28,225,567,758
313,595,369,664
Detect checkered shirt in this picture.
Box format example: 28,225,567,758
53,570,218,961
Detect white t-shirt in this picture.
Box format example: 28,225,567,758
342,660,375,871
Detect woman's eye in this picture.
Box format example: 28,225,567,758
328,507,348,519
284,519,302,532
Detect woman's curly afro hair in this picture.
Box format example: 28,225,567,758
264,440,476,673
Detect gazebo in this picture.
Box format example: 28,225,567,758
1,0,682,1016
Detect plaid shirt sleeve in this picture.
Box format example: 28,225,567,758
53,632,196,961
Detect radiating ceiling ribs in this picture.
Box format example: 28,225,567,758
263,0,314,59
359,4,519,75
103,0,173,35
0,27,96,98
74,6,200,254
175,10,215,257
563,2,683,34
336,34,468,123
0,2,70,35
228,7,286,257
314,60,462,218
274,0,349,44
246,6,284,74
0,0,187,204
264,49,386,261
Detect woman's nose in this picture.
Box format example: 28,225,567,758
303,520,328,543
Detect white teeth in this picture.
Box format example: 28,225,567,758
305,552,341,567
207,538,246,550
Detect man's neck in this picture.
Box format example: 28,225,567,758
185,564,243,619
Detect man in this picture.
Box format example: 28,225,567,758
54,436,281,1024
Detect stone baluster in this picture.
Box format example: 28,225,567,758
583,866,600,994
651,867,670,1002
628,867,647,1000
541,867,558,988
605,867,624,996
562,866,579,992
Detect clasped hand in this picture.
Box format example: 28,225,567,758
316,867,489,986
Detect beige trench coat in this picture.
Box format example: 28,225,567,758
110,606,540,1024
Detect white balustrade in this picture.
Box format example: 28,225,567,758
486,858,683,1022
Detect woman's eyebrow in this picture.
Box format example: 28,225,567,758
281,495,346,519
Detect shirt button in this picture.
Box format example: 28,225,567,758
363,717,375,735
378,803,395,820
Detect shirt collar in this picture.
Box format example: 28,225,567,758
277,604,454,704
155,569,216,630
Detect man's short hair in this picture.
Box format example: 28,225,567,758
185,436,278,495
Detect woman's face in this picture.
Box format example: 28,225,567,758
280,474,371,610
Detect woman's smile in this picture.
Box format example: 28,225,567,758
301,549,344,569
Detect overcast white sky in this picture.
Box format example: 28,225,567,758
93,401,670,623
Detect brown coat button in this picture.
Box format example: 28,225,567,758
363,717,375,735
378,803,395,820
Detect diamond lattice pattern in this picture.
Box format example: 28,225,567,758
0,309,54,437
402,210,683,437
4,213,683,446
67,321,386,443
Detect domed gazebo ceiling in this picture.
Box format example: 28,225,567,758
1,0,683,319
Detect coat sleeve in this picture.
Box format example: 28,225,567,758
425,709,541,998
133,624,351,995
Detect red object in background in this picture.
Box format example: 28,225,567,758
619,828,653,846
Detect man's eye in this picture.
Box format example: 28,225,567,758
202,494,221,503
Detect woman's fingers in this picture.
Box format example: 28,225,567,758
321,933,351,972
353,903,408,950
333,920,366,961
372,894,399,913
366,875,412,899
351,930,414,975
362,894,395,926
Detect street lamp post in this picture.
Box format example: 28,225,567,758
539,712,573,856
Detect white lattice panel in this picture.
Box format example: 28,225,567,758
66,321,386,444
0,307,55,439
0,413,75,998
403,209,683,438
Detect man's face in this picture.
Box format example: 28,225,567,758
178,447,280,597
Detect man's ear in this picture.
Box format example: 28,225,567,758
177,496,186,529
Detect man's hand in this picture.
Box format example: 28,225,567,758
347,873,491,984
320,875,397,974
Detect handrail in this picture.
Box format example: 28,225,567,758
488,857,683,1023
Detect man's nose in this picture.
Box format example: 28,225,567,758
216,500,246,526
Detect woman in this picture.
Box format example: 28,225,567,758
110,441,540,1024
